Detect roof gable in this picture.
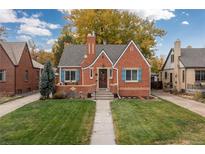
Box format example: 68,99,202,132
113,40,151,67
0,41,27,65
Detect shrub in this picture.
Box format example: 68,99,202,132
53,91,66,99
194,91,204,100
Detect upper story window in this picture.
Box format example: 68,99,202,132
0,70,6,81
24,70,29,81
195,70,205,82
90,68,93,79
171,55,174,63
182,70,185,83
64,70,79,82
165,72,168,79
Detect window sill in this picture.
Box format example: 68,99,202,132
0,80,6,83
125,80,139,83
64,80,77,83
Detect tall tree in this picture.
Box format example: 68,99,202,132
67,9,166,58
0,26,6,39
52,9,166,65
40,60,55,99
52,26,74,66
150,55,165,73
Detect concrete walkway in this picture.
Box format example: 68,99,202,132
90,100,116,145
0,93,40,118
153,90,205,117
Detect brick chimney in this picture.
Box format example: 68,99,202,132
86,32,96,57
174,39,181,91
81,32,96,67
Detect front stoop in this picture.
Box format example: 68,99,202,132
90,100,116,145
91,89,114,100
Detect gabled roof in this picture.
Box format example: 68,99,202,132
58,44,127,66
0,41,26,65
32,60,44,69
162,48,205,70
180,48,205,67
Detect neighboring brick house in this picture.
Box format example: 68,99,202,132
160,39,205,93
56,33,151,97
0,41,43,96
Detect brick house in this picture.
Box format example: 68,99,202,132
0,41,43,96
160,39,205,93
56,33,151,98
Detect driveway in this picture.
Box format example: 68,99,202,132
152,90,205,117
0,93,40,118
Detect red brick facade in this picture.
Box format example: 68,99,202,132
0,44,40,96
57,35,151,97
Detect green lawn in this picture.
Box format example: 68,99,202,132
0,99,95,145
111,99,205,145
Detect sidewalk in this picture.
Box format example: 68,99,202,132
90,100,116,145
0,93,40,118
153,90,205,117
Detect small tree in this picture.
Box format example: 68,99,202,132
40,60,55,99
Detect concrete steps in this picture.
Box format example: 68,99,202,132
92,89,114,100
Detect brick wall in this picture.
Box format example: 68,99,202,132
115,42,151,97
15,46,40,93
0,45,15,95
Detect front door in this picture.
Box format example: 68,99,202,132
99,69,107,88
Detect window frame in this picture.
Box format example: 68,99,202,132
171,54,174,63
64,69,78,82
165,71,167,80
182,70,185,83
195,70,205,82
24,70,29,81
109,68,113,79
0,70,6,82
90,67,93,79
124,68,138,82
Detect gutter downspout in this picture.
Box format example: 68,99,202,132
113,67,121,99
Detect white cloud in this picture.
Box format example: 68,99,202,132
129,9,175,21
182,11,189,16
31,13,42,18
18,24,52,36
16,35,32,41
181,21,189,25
0,10,18,23
46,39,57,45
0,10,61,36
57,9,71,14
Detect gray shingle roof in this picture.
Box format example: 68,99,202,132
58,44,127,66
0,41,26,65
180,48,205,67
32,60,44,69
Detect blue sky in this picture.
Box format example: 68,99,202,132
0,9,205,57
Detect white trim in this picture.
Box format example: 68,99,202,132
82,50,113,70
113,40,151,67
